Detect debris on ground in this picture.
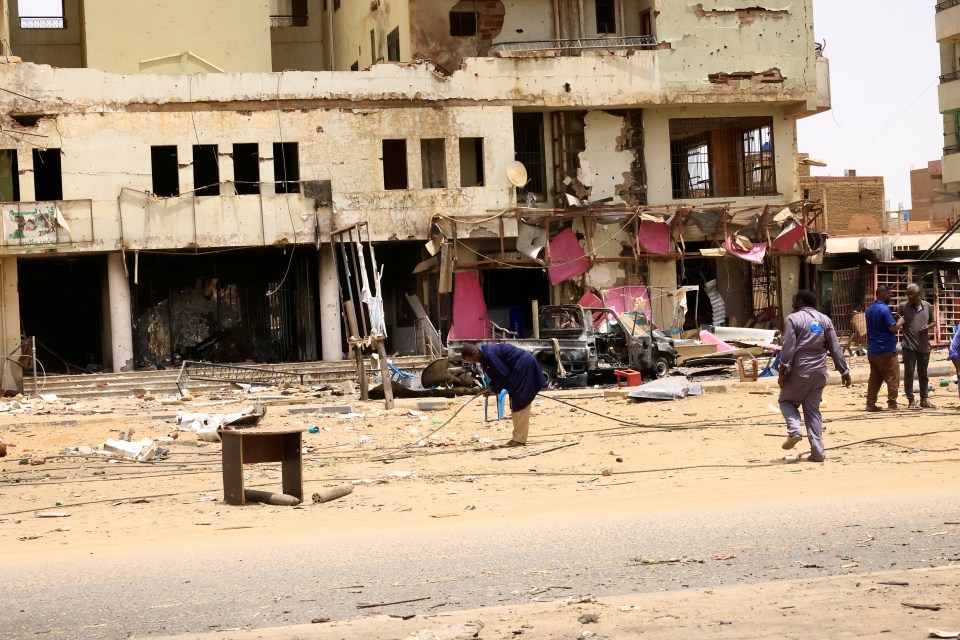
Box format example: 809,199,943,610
312,484,354,504
627,378,704,402
177,404,267,442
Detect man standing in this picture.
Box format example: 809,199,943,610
778,289,851,463
865,285,904,411
950,323,960,408
461,343,548,446
899,283,937,409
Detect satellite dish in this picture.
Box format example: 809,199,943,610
506,161,529,187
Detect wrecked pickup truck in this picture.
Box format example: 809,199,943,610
449,305,678,385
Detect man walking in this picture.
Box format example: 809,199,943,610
899,283,937,409
865,285,903,411
461,343,548,446
778,289,851,463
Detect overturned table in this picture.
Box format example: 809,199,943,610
220,426,305,505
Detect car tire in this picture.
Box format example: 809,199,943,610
653,357,670,379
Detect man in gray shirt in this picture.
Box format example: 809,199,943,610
779,289,852,462
899,283,937,409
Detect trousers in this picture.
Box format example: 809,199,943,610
511,404,531,443
902,348,930,402
866,352,900,408
779,370,827,461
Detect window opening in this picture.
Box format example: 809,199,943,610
370,29,377,65
0,150,20,202
192,144,220,197
269,0,308,27
595,0,616,34
459,138,484,187
273,142,300,194
233,144,260,195
150,146,179,198
387,27,400,61
513,113,546,200
32,148,62,201
17,0,65,28
669,117,776,199
334,0,340,10
383,139,408,190
450,10,477,36
421,139,447,189
350,60,359,71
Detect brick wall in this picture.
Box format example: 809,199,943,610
799,176,885,235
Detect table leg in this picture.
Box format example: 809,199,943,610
281,432,303,501
221,432,245,505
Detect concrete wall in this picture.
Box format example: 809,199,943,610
800,176,885,236
271,0,325,71
81,0,272,74
328,0,410,70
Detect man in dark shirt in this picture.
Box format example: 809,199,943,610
898,283,937,409
865,285,903,411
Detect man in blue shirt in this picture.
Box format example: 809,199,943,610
865,285,904,411
949,323,960,408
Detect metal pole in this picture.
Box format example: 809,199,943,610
32,335,37,395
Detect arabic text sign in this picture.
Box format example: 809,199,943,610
2,203,58,246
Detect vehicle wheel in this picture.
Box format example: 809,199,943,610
541,366,556,389
653,357,670,379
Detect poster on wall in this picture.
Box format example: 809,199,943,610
2,202,61,246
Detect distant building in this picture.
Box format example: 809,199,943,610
910,160,960,224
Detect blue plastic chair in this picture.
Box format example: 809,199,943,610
759,350,782,378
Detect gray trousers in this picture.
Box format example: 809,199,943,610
779,370,827,461
902,348,930,403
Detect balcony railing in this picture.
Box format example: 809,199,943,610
19,16,66,29
944,144,960,155
270,14,308,27
937,0,960,12
489,35,658,55
942,70,960,83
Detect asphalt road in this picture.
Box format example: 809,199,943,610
4,489,959,639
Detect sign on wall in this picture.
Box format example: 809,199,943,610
1,202,65,246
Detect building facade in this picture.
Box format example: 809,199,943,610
0,0,829,382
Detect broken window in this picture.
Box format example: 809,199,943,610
269,0,308,27
151,146,179,198
450,10,477,37
32,148,62,201
421,139,447,189
233,143,260,195
459,138,484,187
382,139,408,190
273,142,300,194
595,0,616,34
513,113,547,201
192,144,220,197
669,117,776,199
18,0,65,28
387,27,400,62
0,150,20,202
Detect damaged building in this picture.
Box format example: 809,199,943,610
0,0,829,383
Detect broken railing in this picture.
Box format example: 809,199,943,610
176,361,306,394
489,36,658,55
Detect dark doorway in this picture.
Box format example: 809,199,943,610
513,112,547,202
374,242,425,355
32,148,62,201
19,255,105,373
482,267,550,338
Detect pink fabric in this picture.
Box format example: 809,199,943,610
547,228,590,285
637,221,671,254
772,223,807,253
724,236,768,263
601,286,650,318
699,330,734,353
448,271,489,340
578,292,605,328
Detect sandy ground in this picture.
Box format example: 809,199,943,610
2,354,960,637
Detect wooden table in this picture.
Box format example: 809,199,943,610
220,427,304,505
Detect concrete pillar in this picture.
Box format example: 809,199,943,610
647,258,677,331
319,245,342,361
0,0,10,57
0,257,21,391
778,255,801,327
106,252,134,372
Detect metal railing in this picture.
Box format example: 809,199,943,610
19,16,66,29
944,144,960,155
942,70,960,83
270,14,308,27
489,35,658,55
937,0,960,12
